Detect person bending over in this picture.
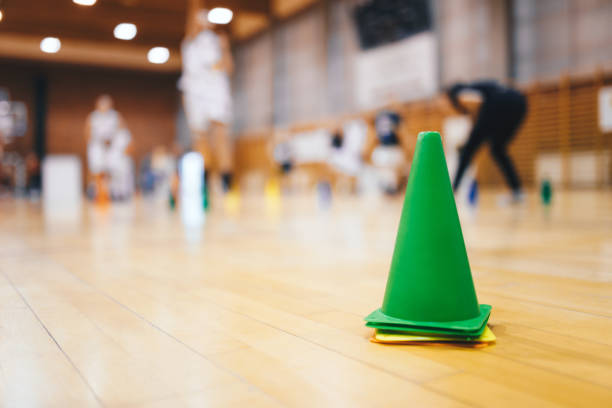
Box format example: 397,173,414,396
447,80,527,201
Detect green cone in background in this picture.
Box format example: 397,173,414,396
365,131,491,332
541,179,552,205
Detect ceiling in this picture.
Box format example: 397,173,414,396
0,0,318,71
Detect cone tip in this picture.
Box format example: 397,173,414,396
417,131,441,142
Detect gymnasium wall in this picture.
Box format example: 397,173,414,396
513,0,612,83
233,32,274,134
438,0,509,85
230,0,612,188
0,60,179,173
232,0,612,131
231,0,513,134
232,4,335,133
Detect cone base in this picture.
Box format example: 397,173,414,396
365,319,488,337
365,304,491,332
371,325,496,344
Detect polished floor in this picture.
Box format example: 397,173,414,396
0,190,611,407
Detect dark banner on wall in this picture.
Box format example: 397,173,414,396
353,0,432,50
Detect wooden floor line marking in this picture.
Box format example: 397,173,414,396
1,270,106,407
50,259,288,408
56,255,470,405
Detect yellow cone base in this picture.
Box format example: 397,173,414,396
370,326,496,346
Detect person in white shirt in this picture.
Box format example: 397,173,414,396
180,0,235,192
85,94,131,202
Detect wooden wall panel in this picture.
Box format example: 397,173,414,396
234,132,273,175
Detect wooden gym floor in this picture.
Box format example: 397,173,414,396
0,190,611,407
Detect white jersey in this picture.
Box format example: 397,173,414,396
90,109,120,143
88,109,123,174
179,30,232,129
179,30,223,95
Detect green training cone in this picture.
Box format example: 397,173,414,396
365,131,490,331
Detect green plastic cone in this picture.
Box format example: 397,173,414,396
365,131,490,331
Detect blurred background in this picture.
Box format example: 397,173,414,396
2,3,612,405
0,0,611,204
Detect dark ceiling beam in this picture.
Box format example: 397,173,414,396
2,1,185,26
104,0,186,13
204,0,270,14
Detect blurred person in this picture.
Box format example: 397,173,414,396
273,139,294,176
368,108,409,194
107,128,134,201
443,115,476,205
0,138,4,170
269,130,295,194
447,80,527,202
0,162,13,197
138,153,155,195
25,151,41,198
270,127,337,193
179,0,234,194
169,142,184,209
328,119,368,192
0,151,26,197
84,94,129,203
0,161,11,196
150,144,178,203
0,88,11,164
0,89,28,169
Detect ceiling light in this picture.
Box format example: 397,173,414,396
114,23,137,40
208,8,233,24
73,0,97,5
40,37,61,54
147,47,169,64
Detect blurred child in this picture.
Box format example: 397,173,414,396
107,128,133,201
328,119,368,192
150,145,177,203
85,94,129,203
369,109,409,194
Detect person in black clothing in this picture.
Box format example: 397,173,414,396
447,81,527,199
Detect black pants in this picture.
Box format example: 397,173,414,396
452,93,527,193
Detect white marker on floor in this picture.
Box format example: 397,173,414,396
179,151,205,228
